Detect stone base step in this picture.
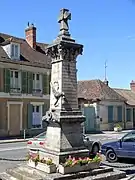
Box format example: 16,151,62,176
77,170,126,180
0,172,17,180
0,165,127,180
121,175,135,180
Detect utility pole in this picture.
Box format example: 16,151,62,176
104,60,107,81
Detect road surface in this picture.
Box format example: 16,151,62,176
0,132,129,173
0,142,27,173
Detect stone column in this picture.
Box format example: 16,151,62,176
40,9,88,165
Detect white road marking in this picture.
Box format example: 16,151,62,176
0,146,26,152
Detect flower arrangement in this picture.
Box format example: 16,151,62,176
114,124,122,129
63,153,102,167
26,152,53,165
40,158,53,165
26,152,39,163
114,123,122,132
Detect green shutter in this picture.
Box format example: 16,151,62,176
27,103,33,129
42,103,49,116
48,73,51,94
42,104,46,116
4,68,10,93
0,68,3,92
42,73,48,95
22,71,28,94
42,103,49,128
28,72,33,94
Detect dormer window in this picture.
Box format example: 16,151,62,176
11,43,20,59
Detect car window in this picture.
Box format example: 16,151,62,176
122,132,135,142
35,132,46,139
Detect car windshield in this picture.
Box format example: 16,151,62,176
35,132,46,139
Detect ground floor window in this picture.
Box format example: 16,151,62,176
32,105,42,128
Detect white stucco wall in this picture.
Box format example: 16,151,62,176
79,100,134,131
99,100,134,131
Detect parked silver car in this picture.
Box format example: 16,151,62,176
27,132,101,154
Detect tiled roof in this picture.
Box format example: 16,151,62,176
0,33,51,69
114,88,135,106
78,79,126,101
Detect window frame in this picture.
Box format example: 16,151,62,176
10,70,21,91
32,105,42,129
33,73,42,92
11,43,20,59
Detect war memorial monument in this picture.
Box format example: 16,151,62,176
0,8,127,180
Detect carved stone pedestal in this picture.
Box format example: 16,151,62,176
40,110,89,165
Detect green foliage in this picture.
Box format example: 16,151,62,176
114,123,122,129
63,153,102,167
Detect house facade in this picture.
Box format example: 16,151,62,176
78,79,134,132
0,24,51,137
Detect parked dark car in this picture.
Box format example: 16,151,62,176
27,132,101,154
101,130,135,162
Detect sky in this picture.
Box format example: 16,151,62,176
0,0,135,89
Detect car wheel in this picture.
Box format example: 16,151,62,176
92,144,99,154
106,149,118,163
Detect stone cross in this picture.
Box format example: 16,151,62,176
58,8,71,36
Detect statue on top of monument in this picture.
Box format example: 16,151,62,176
58,8,71,36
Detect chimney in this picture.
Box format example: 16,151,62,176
130,80,135,92
25,22,36,49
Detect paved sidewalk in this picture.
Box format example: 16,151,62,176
102,130,132,134
0,138,29,144
87,130,132,136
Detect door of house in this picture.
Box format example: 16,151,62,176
83,106,96,133
9,104,21,135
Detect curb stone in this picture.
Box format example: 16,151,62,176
0,139,29,144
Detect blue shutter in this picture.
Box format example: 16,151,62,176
108,106,113,123
117,106,122,122
27,104,33,129
126,108,131,121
